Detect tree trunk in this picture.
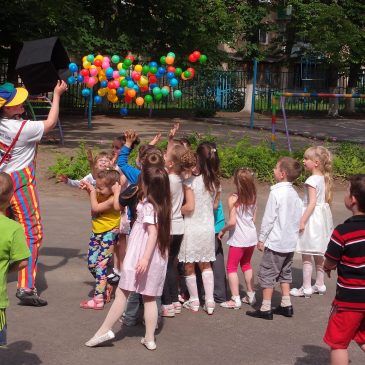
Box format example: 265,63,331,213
242,82,253,113
327,65,339,117
344,63,360,114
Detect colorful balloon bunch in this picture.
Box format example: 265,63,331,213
67,51,207,114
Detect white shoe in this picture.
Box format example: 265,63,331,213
220,296,241,310
203,300,215,315
312,284,326,295
141,337,157,350
183,299,200,312
289,287,313,298
85,330,115,347
241,292,256,306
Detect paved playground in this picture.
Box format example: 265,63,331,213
1,115,365,365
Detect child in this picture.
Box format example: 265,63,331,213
161,144,188,317
290,146,334,298
79,169,121,310
178,142,221,315
218,167,257,309
0,172,30,345
58,151,113,188
323,174,365,365
247,157,302,320
85,165,171,350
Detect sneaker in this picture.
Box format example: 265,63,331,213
172,301,182,314
140,337,156,351
312,284,326,295
161,304,175,317
16,288,48,307
289,287,313,298
107,270,120,285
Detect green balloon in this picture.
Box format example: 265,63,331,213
142,65,150,74
144,95,153,103
119,69,127,76
152,87,161,95
167,52,176,58
122,62,130,70
124,58,132,66
150,66,158,74
154,93,162,101
111,55,120,63
173,90,182,99
86,54,94,63
121,79,128,87
160,56,166,65
175,67,182,76
161,87,169,96
199,54,207,63
183,70,191,78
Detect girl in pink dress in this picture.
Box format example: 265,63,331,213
85,165,171,351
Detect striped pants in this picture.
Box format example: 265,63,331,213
7,164,43,289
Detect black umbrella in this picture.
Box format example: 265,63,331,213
15,37,71,94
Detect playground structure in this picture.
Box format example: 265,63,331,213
271,92,365,152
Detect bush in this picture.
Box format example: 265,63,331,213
49,137,365,183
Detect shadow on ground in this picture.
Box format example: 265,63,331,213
0,341,42,365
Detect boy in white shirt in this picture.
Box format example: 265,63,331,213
247,157,302,320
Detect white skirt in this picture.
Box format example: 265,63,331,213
296,203,333,255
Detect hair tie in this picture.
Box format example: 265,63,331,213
211,148,216,153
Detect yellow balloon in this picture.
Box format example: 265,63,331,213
95,55,104,61
108,89,117,96
82,56,87,62
134,64,143,72
140,75,148,86
98,88,107,96
99,75,106,82
117,63,123,70
108,95,118,103
83,61,91,69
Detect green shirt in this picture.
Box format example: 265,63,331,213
0,216,30,308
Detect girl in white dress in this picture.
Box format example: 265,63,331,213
178,142,221,314
290,146,334,298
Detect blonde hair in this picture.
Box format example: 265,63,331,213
96,169,120,187
168,144,188,175
304,146,333,203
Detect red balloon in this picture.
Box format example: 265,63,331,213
125,55,135,62
140,85,149,92
167,66,176,73
133,73,141,81
80,68,89,77
125,96,132,103
193,51,201,59
149,75,157,84
188,54,197,63
187,67,195,75
108,81,115,89
94,59,102,67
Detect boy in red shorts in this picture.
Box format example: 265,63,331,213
323,174,365,365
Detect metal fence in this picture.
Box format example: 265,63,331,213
1,61,364,113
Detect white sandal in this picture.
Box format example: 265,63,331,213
203,300,215,315
183,299,200,312
241,292,256,306
220,296,241,310
141,337,157,351
85,330,115,347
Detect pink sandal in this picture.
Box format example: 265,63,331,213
80,297,104,310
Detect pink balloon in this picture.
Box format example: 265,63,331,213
83,76,90,84
113,80,120,88
88,77,96,86
113,71,120,79
89,68,98,77
102,62,110,70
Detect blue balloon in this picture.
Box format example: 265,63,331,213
120,107,128,116
169,78,178,87
69,63,78,73
127,80,135,88
125,76,132,81
158,67,166,74
167,72,175,79
81,88,90,97
106,67,114,78
133,84,140,92
67,76,76,85
100,80,108,88
149,61,158,68
77,75,84,82
117,87,125,95
94,95,102,104
149,83,158,90
155,72,163,79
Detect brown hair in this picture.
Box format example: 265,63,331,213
196,142,220,193
94,151,112,164
233,168,257,208
96,169,120,187
278,156,302,182
138,145,163,167
0,172,13,208
180,149,197,173
304,146,333,203
168,145,188,175
349,174,365,213
142,166,171,257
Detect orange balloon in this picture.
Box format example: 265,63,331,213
165,56,174,65
181,74,188,81
135,97,144,106
127,89,136,98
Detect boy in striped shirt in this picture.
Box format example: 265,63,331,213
323,174,365,365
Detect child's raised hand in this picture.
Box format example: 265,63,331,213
149,132,161,146
135,257,149,275
57,174,68,183
112,182,121,195
125,130,138,147
80,180,94,193
168,122,180,140
86,147,94,164
54,80,68,96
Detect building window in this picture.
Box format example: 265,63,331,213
259,29,269,45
